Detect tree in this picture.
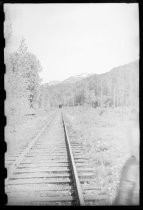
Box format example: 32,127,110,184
5,39,42,115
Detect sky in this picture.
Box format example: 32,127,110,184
4,3,139,83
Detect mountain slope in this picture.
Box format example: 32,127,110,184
48,81,61,86
41,60,139,107
47,73,94,86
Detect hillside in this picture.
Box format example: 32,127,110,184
38,60,139,109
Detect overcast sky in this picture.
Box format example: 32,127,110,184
4,3,139,83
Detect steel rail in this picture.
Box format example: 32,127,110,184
6,112,56,180
61,110,85,206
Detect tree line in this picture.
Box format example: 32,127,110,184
5,38,139,117
41,60,139,110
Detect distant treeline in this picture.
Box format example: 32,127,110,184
5,38,139,116
39,60,139,109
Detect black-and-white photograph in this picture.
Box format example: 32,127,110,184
4,3,139,206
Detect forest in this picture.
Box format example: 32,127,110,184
5,39,139,117
38,61,139,111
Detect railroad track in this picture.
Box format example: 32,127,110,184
62,112,109,206
5,110,108,206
